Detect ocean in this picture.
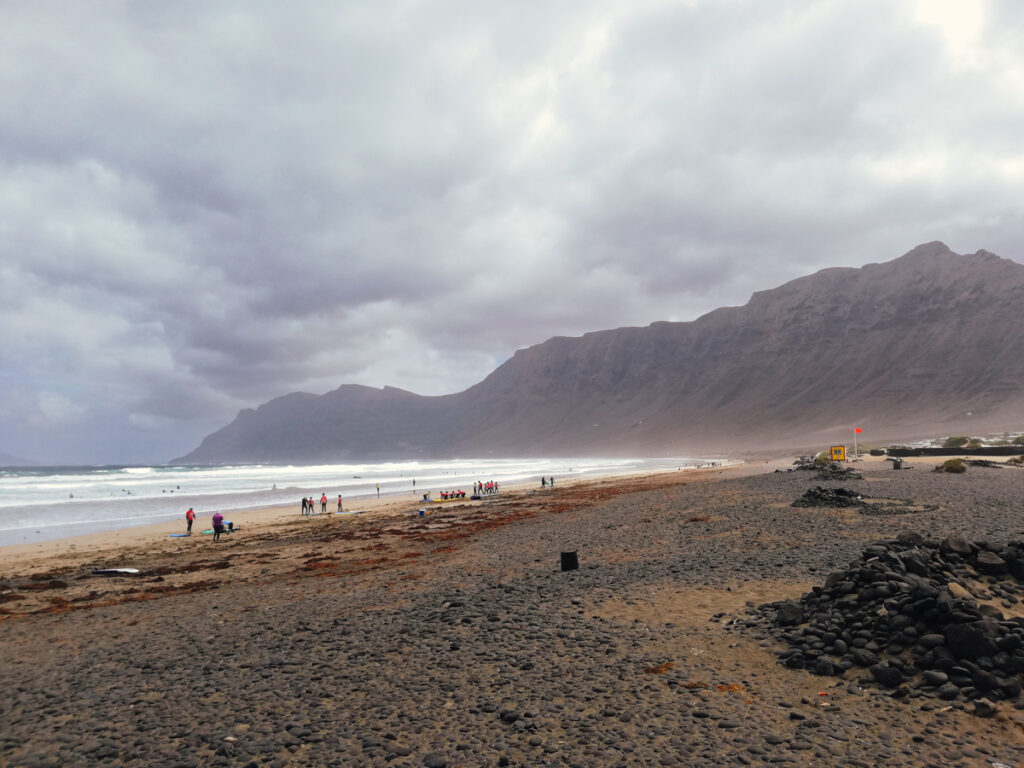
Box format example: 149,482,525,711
0,457,710,546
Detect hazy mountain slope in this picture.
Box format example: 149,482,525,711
174,242,1024,463
0,451,38,467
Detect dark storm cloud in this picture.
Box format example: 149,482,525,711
1,0,1022,463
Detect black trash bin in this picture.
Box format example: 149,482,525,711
560,551,579,571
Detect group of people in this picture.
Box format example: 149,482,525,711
301,493,343,515
439,489,466,500
540,476,555,487
474,481,500,495
184,507,231,541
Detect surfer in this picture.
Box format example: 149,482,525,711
320,493,327,514
212,511,225,542
337,494,343,513
186,507,195,534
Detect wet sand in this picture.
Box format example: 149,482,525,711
3,456,1024,767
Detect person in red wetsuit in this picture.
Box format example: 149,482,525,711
185,507,196,534
320,493,327,514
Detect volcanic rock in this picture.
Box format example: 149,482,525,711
753,533,1024,710
791,487,864,508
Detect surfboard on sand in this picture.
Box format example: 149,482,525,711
92,568,141,576
170,533,190,538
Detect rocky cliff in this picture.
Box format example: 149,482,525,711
173,242,1024,463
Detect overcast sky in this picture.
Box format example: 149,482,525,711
2,0,1023,464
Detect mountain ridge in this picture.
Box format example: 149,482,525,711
173,242,1024,463
0,451,40,467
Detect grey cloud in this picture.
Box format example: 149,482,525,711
1,0,1023,463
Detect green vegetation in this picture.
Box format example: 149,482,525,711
965,438,984,449
1014,434,1024,446
1008,455,1024,466
935,458,966,473
942,436,970,449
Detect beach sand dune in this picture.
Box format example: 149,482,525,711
3,457,1024,766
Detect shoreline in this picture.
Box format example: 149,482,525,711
0,462,743,577
2,453,996,575
0,455,718,549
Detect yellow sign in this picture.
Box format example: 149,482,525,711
830,445,846,461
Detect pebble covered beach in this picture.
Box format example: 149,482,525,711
3,457,1024,767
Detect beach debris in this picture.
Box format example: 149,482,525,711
560,551,578,571
966,459,1003,468
91,568,141,577
16,579,69,591
750,533,1024,710
716,683,745,693
644,661,674,674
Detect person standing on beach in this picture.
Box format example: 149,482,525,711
320,493,327,514
337,494,343,513
185,507,195,534
301,497,308,515
212,511,225,542
376,483,380,498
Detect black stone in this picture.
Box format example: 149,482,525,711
945,621,999,661
870,664,904,688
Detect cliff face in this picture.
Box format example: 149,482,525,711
173,243,1024,463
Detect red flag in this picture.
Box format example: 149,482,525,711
854,428,862,433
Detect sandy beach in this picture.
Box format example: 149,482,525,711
3,454,1024,767
0,467,704,577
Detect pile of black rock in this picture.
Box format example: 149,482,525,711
791,486,865,508
752,532,1024,710
789,457,863,480
814,462,864,481
791,486,927,516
